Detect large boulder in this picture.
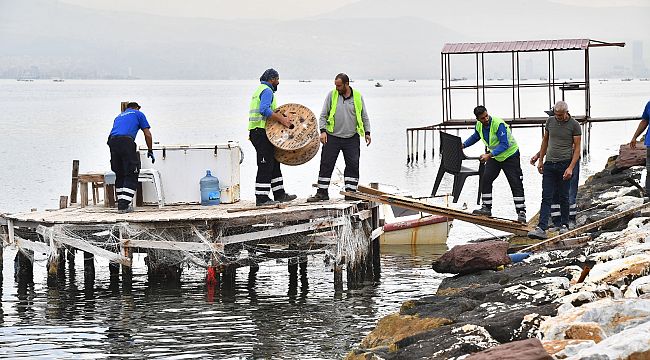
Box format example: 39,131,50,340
615,143,646,170
432,240,511,274
464,338,552,360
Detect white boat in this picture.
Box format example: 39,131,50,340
380,203,451,245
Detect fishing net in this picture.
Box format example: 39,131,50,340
24,207,371,273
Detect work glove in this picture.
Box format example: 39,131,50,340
147,150,156,164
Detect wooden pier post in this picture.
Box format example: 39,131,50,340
57,248,66,279
66,246,75,271
46,245,59,287
299,256,308,288
334,264,343,293
69,160,79,204
120,229,133,289
370,183,381,281
145,253,182,286
84,252,95,288
221,265,236,291
109,262,120,289
288,258,298,296
14,250,34,284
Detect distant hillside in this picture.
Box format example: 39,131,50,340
0,0,646,79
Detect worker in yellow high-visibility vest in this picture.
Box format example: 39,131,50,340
248,68,297,206
462,105,526,223
308,73,371,202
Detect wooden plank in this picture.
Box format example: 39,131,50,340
346,188,532,235
7,219,15,244
519,202,650,253
70,160,79,204
15,237,51,254
36,225,130,266
123,239,224,252
227,203,288,213
218,216,349,245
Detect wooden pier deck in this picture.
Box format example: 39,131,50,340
1,199,380,292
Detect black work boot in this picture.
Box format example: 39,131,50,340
275,193,297,203
472,205,492,216
307,191,329,203
256,196,279,206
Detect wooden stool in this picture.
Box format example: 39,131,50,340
78,173,105,208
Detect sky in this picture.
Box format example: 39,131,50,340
1,0,648,79
57,0,650,20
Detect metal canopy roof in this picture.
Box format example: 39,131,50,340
441,39,624,54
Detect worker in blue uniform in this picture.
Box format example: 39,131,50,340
107,102,154,213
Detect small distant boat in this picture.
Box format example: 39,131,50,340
496,78,504,81
622,78,633,82
450,77,467,81
374,82,383,87
298,79,311,83
408,79,417,83
16,79,34,82
599,79,609,82
388,79,396,81
368,78,374,81
52,79,65,82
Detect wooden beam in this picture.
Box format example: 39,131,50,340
70,160,79,204
36,225,131,266
347,187,532,235
218,216,349,245
14,237,51,254
519,202,650,253
122,239,223,252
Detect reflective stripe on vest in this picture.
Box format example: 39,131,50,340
476,116,518,162
248,84,277,130
326,89,365,136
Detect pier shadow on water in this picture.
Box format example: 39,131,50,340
1,246,447,359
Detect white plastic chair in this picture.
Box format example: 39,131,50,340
138,168,164,208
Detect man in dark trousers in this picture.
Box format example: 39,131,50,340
528,100,582,239
462,105,527,223
307,73,371,202
248,68,297,206
108,102,154,213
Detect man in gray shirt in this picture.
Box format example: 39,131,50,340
528,101,582,239
307,73,371,202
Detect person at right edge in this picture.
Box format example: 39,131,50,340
629,98,650,199
107,102,154,214
528,100,581,240
307,73,371,202
248,68,297,206
462,105,527,223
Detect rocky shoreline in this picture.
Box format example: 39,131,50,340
347,154,650,360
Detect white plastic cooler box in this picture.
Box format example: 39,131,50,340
138,142,242,205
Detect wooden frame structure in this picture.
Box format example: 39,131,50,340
405,38,640,163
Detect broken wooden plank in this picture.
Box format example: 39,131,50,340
519,202,650,253
14,237,51,254
123,239,224,252
227,203,288,213
218,216,349,245
36,225,131,266
344,187,532,236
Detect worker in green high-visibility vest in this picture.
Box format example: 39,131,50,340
248,68,297,206
462,105,527,223
307,73,371,202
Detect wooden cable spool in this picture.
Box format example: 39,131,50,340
266,103,320,166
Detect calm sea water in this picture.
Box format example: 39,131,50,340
0,79,648,358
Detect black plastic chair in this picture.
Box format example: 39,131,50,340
431,132,484,204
